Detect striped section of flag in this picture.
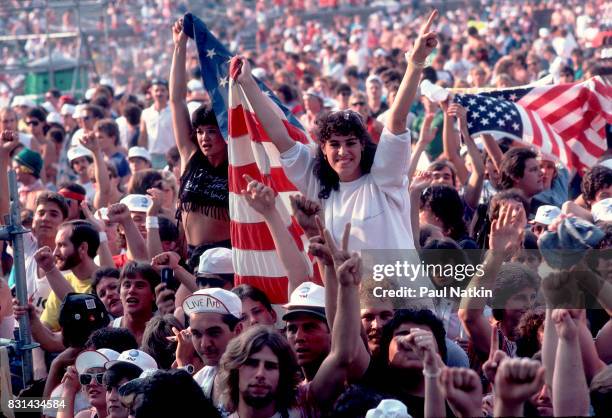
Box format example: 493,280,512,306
228,83,314,303
454,76,612,171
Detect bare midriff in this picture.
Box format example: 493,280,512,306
182,210,230,246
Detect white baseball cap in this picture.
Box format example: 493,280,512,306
45,112,62,125
592,198,612,223
60,104,76,116
120,194,152,213
106,349,158,373
366,75,383,86
182,288,242,319
366,399,411,418
533,205,561,226
187,79,204,92
198,247,234,276
67,145,94,162
128,146,151,163
76,349,120,374
73,104,88,119
282,282,326,321
12,96,36,108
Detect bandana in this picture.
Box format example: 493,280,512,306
178,151,229,221
59,188,86,201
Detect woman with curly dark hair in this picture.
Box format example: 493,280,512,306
419,184,477,249
234,11,440,251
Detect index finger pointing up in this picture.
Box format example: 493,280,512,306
420,9,438,35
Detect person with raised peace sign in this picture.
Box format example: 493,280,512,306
233,10,439,252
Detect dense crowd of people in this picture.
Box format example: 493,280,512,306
0,0,611,417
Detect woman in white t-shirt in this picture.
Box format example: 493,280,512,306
234,11,440,252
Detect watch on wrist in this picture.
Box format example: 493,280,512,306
180,364,195,375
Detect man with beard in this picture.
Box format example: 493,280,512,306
39,220,101,331
218,326,303,418
175,288,243,409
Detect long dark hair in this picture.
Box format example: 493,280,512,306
313,110,377,199
420,185,468,241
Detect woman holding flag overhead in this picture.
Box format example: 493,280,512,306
234,11,440,252
169,18,231,271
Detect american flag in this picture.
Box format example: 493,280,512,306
183,13,315,303
453,77,612,170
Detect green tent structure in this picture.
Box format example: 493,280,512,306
24,53,88,97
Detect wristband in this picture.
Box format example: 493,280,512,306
422,368,441,378
146,216,159,229
99,232,108,243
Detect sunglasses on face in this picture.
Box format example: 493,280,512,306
79,372,104,385
25,120,40,127
351,101,366,106
196,276,228,289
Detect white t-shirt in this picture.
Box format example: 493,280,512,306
141,105,175,155
280,127,415,251
193,365,218,399
18,132,32,149
44,383,90,416
116,116,130,149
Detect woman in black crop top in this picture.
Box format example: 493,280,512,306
170,18,231,270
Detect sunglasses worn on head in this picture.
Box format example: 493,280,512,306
80,372,104,385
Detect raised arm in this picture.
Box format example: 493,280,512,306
242,175,311,295
34,247,73,303
80,132,110,210
441,102,469,184
407,114,436,181
81,202,114,268
387,10,438,135
482,134,503,173
402,329,446,418
409,171,433,249
170,18,197,173
145,188,164,259
310,248,369,406
551,309,590,417
151,251,198,294
459,201,523,357
107,203,148,262
234,58,296,154
448,103,484,209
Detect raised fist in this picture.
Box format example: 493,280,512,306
34,246,55,273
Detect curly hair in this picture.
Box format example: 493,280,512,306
313,110,377,199
582,165,612,204
420,185,467,240
218,325,301,414
515,308,545,358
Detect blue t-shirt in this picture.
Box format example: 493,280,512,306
110,152,131,178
